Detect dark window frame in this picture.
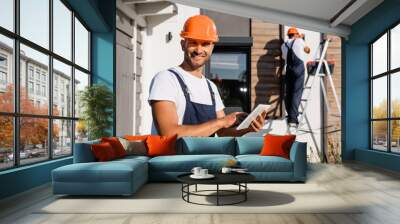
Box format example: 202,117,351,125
370,21,400,154
0,0,91,171
205,46,252,113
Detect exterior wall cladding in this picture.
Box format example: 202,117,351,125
206,11,342,162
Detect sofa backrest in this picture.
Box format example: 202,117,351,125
73,139,100,163
235,137,264,155
177,137,236,155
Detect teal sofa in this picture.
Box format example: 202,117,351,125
52,137,307,196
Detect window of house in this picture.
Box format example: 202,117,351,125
206,51,250,113
371,23,400,154
0,0,91,170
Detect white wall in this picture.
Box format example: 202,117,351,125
138,4,200,134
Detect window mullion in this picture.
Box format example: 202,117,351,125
49,0,54,160
388,30,391,152
14,0,21,167
71,10,76,154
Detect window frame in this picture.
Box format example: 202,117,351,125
370,20,400,154
205,46,252,113
0,0,92,171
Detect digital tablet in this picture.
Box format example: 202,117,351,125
236,104,270,130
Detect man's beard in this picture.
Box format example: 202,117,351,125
185,52,208,69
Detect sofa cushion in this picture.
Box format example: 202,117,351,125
236,155,293,172
53,158,148,183
235,137,263,155
177,137,235,155
73,139,100,163
148,154,235,172
260,134,296,159
101,137,127,158
146,135,177,157
91,142,118,161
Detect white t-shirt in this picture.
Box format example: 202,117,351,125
281,38,307,62
148,66,225,134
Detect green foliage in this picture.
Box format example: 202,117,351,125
79,84,113,140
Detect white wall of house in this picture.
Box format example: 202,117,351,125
138,4,200,134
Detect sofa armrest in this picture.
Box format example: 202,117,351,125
73,140,100,163
289,141,307,181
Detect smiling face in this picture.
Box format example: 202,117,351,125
181,38,215,70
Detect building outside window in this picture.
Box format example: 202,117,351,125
0,54,7,89
0,0,91,170
28,81,34,94
371,23,400,154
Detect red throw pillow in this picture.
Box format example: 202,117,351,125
124,135,150,141
91,142,118,161
260,134,296,159
146,135,177,157
101,137,127,158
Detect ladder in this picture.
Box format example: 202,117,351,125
295,38,341,134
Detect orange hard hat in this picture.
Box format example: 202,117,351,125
180,15,219,42
287,27,299,35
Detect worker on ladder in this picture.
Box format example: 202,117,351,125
281,27,310,132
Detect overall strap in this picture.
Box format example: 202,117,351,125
168,69,190,100
285,38,296,50
206,79,216,106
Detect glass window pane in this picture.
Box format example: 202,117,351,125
391,24,400,70
53,59,72,117
372,33,387,76
0,116,14,170
20,117,49,165
20,0,49,49
0,0,14,31
391,120,400,153
74,69,89,118
53,119,72,158
391,72,400,118
372,76,387,119
75,18,89,70
372,121,388,151
20,44,49,115
75,120,88,143
0,34,14,112
53,0,72,60
209,52,248,112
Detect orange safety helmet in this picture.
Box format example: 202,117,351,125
287,27,299,35
180,15,219,43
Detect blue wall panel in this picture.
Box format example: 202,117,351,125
344,0,400,171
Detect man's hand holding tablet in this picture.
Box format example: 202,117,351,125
236,104,270,131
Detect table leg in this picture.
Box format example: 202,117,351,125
217,184,219,206
195,184,197,192
245,183,247,201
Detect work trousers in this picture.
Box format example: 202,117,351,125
284,68,305,124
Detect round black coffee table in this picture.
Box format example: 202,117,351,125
177,173,255,206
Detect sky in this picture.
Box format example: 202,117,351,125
0,0,89,74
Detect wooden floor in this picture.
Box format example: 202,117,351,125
1,162,400,224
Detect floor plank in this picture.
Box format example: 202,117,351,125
1,162,400,224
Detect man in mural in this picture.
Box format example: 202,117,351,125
281,27,310,132
148,15,265,137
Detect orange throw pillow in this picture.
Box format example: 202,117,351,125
260,134,296,159
101,137,127,158
91,142,117,161
146,135,177,157
124,135,149,141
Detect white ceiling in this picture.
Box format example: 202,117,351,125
170,0,384,37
